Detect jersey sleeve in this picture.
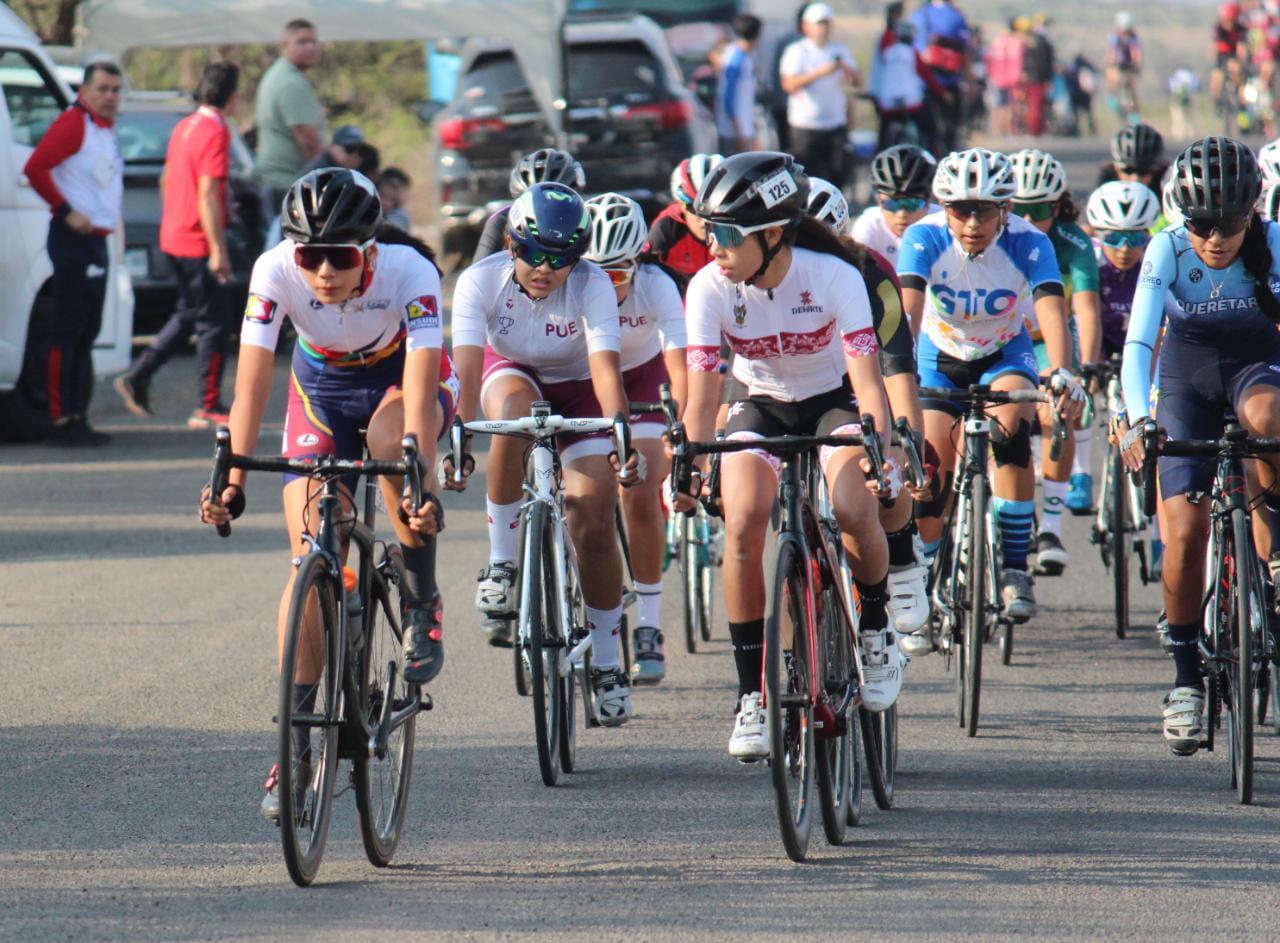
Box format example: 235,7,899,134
239,254,289,351
864,251,914,376
399,252,445,352
449,264,490,349
830,261,877,359
1020,228,1066,292
683,267,723,373
1062,225,1101,294
1121,233,1176,421
579,265,622,355
894,222,939,283
646,267,687,351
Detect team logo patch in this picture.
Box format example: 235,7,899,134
498,315,515,334
296,433,320,447
1189,268,1203,283
1142,260,1153,275
733,303,747,325
406,295,439,328
245,294,277,324
800,290,813,305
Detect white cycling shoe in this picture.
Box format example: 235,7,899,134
591,667,633,727
728,692,769,761
860,628,903,712
887,564,930,635
475,562,517,617
1163,686,1205,756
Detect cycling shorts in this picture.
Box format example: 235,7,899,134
918,328,1040,416
724,379,860,476
624,353,670,440
1155,331,1280,499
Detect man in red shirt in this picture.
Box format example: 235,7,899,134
115,62,239,427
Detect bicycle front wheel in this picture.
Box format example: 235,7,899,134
523,503,566,787
1228,506,1255,804
1111,448,1130,640
681,515,700,654
814,573,854,846
964,473,987,738
278,553,342,887
766,538,816,862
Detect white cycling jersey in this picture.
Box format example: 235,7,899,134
451,250,620,383
685,246,877,402
850,203,942,265
241,241,444,354
618,263,687,372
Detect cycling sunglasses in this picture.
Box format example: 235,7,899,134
293,239,373,272
511,242,578,271
1184,214,1251,239
944,201,1005,223
1012,201,1057,222
602,262,636,287
879,195,928,213
707,219,792,248
1100,229,1151,249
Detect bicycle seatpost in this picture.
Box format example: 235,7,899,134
210,425,233,538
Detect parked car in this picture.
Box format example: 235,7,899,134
0,8,134,441
117,92,263,333
435,13,716,265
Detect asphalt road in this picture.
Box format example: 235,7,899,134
3,140,1278,941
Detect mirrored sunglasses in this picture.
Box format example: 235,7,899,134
1013,201,1057,222
945,201,1004,223
293,240,372,272
512,243,578,270
880,196,928,213
1184,214,1251,239
602,263,636,287
1100,229,1151,249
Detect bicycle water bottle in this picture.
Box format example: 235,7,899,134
343,566,363,625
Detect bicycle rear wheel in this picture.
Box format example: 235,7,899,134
1111,448,1130,640
766,538,816,862
681,515,700,654
278,554,342,887
1228,507,1255,804
814,573,854,846
963,473,987,738
523,503,566,787
355,546,417,867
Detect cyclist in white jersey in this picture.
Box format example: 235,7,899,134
584,192,687,686
197,169,456,818
675,152,900,760
851,145,940,265
446,182,642,726
898,149,1084,628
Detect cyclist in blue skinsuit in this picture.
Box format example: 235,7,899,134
1120,137,1280,757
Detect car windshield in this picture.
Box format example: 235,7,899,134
460,42,663,102
116,109,184,162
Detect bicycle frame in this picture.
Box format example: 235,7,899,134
1093,370,1154,581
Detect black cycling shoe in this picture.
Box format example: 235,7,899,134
402,596,444,685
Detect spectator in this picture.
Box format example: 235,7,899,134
379,167,413,231
1106,12,1143,120
302,124,364,174
254,19,326,214
1066,52,1099,137
354,141,381,179
911,0,970,151
984,18,1025,137
779,3,859,186
22,61,124,446
716,13,762,155
1020,16,1055,137
763,4,808,153
114,61,239,428
869,20,946,152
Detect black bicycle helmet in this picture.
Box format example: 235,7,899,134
282,168,382,244
869,144,937,197
1110,123,1164,173
691,151,810,227
1171,136,1261,219
508,148,585,199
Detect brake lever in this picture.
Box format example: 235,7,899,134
209,425,233,538
860,413,894,508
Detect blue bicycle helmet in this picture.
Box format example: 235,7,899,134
507,182,592,259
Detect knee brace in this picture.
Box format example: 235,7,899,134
915,470,954,520
991,418,1033,468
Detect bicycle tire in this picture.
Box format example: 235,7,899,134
355,547,417,868
699,514,717,642
278,553,342,887
860,702,897,809
814,575,853,846
523,502,564,786
1229,506,1255,804
845,702,864,828
514,638,531,697
682,515,699,654
766,538,816,862
1111,447,1130,640
964,473,987,738
560,568,584,773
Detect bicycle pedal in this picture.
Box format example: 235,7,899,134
418,693,434,712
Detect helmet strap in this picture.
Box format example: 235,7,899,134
746,230,785,292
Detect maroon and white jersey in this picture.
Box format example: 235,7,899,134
618,262,686,371
684,246,877,402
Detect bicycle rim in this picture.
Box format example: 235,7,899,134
965,475,987,738
767,540,815,862
1229,507,1255,804
699,519,716,642
1111,448,1130,640
524,503,562,786
682,516,698,654
278,554,341,887
814,579,852,846
355,552,417,867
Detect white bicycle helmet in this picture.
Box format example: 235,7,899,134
806,176,849,233
584,192,647,267
1009,148,1068,202
1258,139,1280,186
1086,181,1161,232
932,148,1017,203
1261,182,1280,222
670,153,724,205
1160,165,1184,228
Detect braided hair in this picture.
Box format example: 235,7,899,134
1238,213,1280,324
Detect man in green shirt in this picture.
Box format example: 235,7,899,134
254,18,326,210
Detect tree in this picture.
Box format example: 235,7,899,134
8,0,80,45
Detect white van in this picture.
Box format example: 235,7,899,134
0,7,133,440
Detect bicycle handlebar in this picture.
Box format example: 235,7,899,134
450,403,631,483
918,384,1050,406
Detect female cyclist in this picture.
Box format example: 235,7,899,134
647,153,724,285
583,192,688,686
1096,123,1167,195
899,148,1084,625
851,144,939,267
472,147,585,262
1120,137,1280,756
1086,181,1163,361
677,152,899,760
198,169,455,816
447,182,642,727
1009,148,1103,563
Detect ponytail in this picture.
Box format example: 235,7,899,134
787,215,878,279
1056,191,1080,224
1239,213,1280,324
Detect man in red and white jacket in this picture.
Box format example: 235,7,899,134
23,62,124,446
116,61,239,428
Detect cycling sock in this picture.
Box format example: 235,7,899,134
635,581,663,627
485,498,522,565
1072,426,1093,477
728,618,765,697
586,604,623,670
400,538,438,606
993,497,1035,571
922,538,942,561
886,521,918,568
1040,480,1068,538
854,575,890,634
1168,621,1205,689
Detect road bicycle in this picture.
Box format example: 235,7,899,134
450,405,631,786
1142,420,1280,804
208,427,428,886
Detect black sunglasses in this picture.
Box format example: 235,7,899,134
1184,214,1251,239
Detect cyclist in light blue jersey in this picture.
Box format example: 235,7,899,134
1120,137,1280,756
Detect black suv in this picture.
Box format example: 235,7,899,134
435,13,716,263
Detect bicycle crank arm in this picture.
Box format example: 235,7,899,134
564,634,594,675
